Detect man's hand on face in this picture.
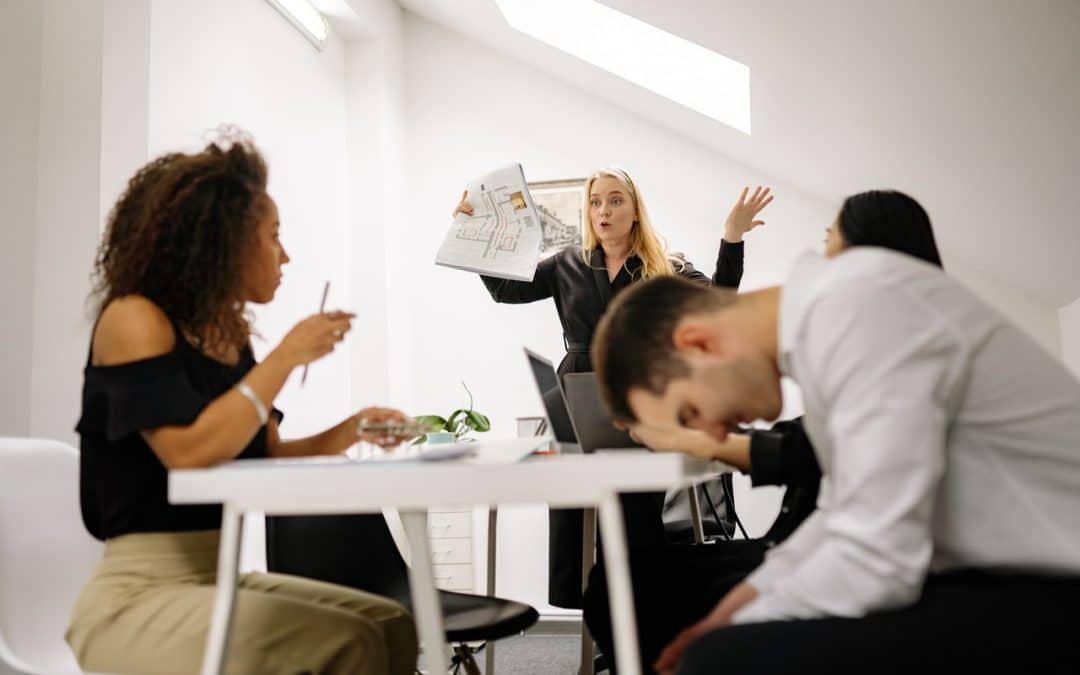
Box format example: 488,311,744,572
628,423,716,457
627,423,753,470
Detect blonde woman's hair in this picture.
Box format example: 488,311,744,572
582,167,674,280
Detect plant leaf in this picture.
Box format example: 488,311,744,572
414,415,448,432
464,410,491,432
445,409,467,429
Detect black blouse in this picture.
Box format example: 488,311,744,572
75,320,279,541
481,241,744,375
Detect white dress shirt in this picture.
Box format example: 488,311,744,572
733,249,1080,624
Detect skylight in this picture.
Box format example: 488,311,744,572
494,0,751,134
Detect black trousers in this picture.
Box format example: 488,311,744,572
550,492,668,608
583,539,766,674
678,570,1080,675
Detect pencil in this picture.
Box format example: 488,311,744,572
300,280,330,386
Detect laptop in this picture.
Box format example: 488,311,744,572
524,347,641,454
561,372,639,452
524,347,581,452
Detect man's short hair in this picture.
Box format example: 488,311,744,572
591,275,735,422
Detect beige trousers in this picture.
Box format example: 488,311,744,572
66,530,417,675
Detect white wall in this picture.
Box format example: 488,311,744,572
100,0,151,231
0,0,42,438
948,260,1063,358
1061,296,1080,378
0,0,152,444
147,0,353,437
29,0,104,444
338,0,411,408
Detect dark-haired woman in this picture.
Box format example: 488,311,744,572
584,189,947,674
825,189,943,265
67,133,417,675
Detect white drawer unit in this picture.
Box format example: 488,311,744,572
429,537,472,565
427,511,471,539
432,563,474,591
427,508,475,592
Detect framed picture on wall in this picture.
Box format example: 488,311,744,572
528,178,586,258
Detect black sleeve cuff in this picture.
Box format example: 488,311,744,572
748,429,786,487
713,240,745,289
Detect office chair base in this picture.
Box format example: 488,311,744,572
450,643,483,675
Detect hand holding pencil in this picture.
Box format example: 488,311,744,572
271,281,353,381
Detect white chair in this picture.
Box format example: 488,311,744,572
0,438,103,675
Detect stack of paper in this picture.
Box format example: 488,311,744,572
435,163,543,282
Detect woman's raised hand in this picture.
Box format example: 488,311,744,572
273,311,355,369
723,186,773,243
452,189,474,217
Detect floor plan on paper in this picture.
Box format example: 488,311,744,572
435,163,543,281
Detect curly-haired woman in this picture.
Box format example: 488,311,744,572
67,131,418,675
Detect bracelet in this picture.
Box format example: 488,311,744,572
235,382,269,425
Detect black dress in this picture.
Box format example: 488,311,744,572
482,241,744,608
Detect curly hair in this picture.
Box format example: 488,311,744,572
91,130,269,351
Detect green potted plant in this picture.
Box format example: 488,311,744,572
414,382,491,444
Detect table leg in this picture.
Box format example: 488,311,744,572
598,494,641,675
486,507,497,675
201,503,243,675
579,507,596,675
401,509,449,674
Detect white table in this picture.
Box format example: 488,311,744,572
169,442,714,675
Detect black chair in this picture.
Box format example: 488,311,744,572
266,513,539,674
663,475,741,544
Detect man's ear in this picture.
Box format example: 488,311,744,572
672,317,720,355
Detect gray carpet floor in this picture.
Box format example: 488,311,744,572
477,633,582,674
472,631,592,675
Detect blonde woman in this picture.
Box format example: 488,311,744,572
452,168,773,608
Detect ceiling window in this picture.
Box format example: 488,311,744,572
495,0,751,134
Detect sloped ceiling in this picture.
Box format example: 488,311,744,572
396,0,1080,307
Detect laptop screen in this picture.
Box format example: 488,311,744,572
524,348,578,444
561,372,639,451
